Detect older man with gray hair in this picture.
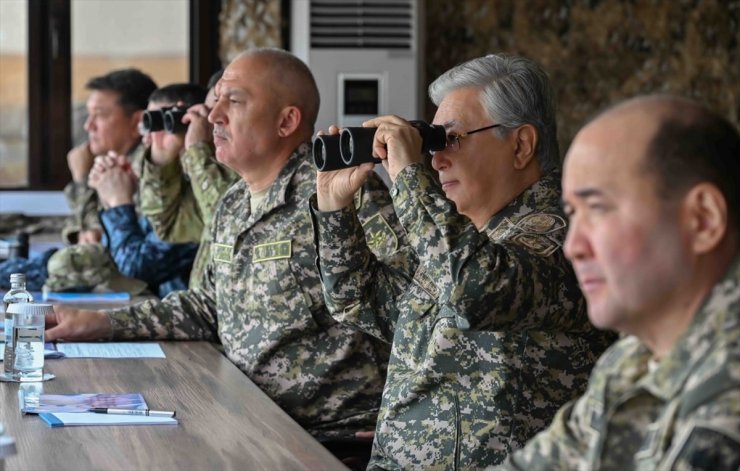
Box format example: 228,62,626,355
312,53,615,468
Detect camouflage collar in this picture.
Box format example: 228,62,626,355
632,254,740,401
249,142,311,217
483,171,563,233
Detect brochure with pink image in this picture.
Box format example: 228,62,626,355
21,392,147,414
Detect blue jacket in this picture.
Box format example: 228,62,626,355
100,204,198,297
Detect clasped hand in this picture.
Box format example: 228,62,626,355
88,153,137,209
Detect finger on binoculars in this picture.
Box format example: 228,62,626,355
363,114,408,128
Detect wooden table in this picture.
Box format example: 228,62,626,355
0,341,346,470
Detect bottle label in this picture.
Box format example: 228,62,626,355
13,326,43,343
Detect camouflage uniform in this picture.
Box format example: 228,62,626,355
313,163,615,469
105,143,392,438
43,243,148,295
499,257,740,471
62,143,146,244
138,142,239,288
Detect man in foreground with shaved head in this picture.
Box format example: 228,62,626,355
500,95,740,469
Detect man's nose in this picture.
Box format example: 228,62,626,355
84,115,94,132
208,100,225,124
564,216,592,262
431,151,450,172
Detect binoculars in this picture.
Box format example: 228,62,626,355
141,107,188,134
313,120,447,172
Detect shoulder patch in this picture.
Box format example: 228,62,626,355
489,213,566,257
252,240,292,262
511,233,560,257
516,213,566,233
212,243,233,264
361,213,398,254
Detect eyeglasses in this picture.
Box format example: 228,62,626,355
435,123,503,154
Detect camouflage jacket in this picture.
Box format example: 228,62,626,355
100,204,198,297
314,163,615,469
138,142,239,289
62,143,146,244
106,144,393,438
500,256,740,471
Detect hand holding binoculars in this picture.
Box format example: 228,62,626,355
313,121,447,172
141,107,188,134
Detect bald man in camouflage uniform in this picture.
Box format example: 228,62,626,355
499,97,740,470
313,54,615,468
46,49,393,446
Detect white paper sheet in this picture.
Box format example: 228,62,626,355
54,343,166,359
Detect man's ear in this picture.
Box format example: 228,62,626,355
682,183,728,254
130,110,145,137
512,124,538,170
277,106,302,137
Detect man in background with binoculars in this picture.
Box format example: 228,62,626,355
312,53,615,468
137,70,239,290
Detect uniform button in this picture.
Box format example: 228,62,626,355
390,187,398,197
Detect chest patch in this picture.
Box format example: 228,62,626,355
212,243,234,263
252,240,292,262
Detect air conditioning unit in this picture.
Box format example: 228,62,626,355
291,0,425,131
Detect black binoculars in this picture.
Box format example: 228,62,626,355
313,121,447,172
141,107,188,134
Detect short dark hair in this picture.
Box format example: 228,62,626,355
148,83,207,107
85,68,157,113
207,68,224,90
645,110,740,231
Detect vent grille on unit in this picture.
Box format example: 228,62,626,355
310,0,413,49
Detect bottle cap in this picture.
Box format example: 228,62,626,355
6,303,53,316
9,273,26,284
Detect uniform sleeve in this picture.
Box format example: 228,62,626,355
137,150,204,244
106,278,219,342
391,163,585,332
100,204,196,287
312,172,416,342
63,180,102,233
180,141,239,225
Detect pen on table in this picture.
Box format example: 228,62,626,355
88,408,176,418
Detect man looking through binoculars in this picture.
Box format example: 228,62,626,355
311,53,616,469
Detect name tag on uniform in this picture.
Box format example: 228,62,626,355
212,243,234,263
253,240,292,262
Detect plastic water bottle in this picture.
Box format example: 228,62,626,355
8,303,48,382
2,274,34,376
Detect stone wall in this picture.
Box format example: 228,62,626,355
219,0,282,63
216,0,738,156
426,0,739,156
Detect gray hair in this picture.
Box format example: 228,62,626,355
429,54,559,173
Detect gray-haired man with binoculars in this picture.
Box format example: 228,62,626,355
311,53,615,469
